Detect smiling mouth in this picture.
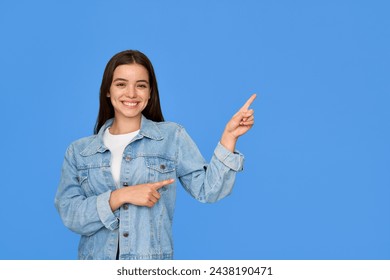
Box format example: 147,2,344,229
122,101,139,107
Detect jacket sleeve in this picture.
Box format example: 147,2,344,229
175,126,244,203
54,145,119,236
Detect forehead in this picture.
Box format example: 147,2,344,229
113,63,149,80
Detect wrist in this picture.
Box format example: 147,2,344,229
109,188,125,211
220,131,238,153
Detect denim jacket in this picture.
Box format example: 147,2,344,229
55,115,244,260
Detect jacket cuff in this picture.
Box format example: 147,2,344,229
214,142,244,171
96,190,119,231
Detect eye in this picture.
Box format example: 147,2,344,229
137,84,148,88
116,82,126,87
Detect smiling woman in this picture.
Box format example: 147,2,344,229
54,50,256,260
95,50,164,134
107,64,151,133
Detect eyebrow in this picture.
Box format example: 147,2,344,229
136,79,149,84
112,78,149,83
113,78,128,82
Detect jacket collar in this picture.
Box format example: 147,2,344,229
80,115,163,156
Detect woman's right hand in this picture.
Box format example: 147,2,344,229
109,179,175,211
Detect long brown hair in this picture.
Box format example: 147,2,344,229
94,50,164,134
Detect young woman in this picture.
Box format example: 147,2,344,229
55,50,256,260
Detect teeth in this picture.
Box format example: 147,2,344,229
123,102,137,106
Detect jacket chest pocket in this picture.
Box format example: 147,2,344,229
77,163,113,196
77,172,93,197
145,157,176,189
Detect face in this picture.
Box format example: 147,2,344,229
108,63,151,123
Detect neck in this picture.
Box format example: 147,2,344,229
110,116,141,135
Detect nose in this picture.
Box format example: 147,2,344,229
125,86,137,98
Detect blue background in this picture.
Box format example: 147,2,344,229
0,0,389,259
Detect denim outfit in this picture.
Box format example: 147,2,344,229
55,115,244,260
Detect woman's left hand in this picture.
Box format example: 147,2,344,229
220,94,256,152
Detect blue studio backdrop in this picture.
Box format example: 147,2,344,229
0,0,389,259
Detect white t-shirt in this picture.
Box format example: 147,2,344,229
103,127,139,186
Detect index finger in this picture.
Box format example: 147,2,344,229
240,93,257,111
153,178,175,190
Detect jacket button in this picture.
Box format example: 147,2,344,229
160,164,166,170
123,182,128,186
123,232,129,237
123,204,128,210
125,156,131,161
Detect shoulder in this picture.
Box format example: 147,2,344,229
154,121,197,148
154,120,191,139
155,120,185,132
65,135,98,155
142,119,191,144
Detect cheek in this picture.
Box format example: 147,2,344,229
144,91,151,102
110,96,116,105
141,95,150,110
143,98,150,108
